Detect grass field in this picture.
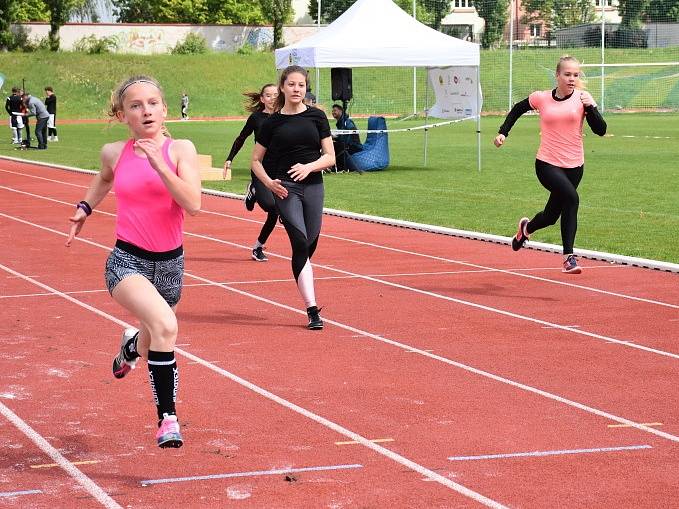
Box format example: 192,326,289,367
2,47,679,118
2,113,677,263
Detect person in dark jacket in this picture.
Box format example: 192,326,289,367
331,104,363,171
44,86,58,141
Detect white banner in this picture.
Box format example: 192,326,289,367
427,66,482,119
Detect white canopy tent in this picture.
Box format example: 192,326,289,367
275,0,482,170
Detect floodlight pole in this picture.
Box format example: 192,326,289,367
508,0,514,111
477,65,481,172
317,0,321,103
600,3,605,112
413,0,417,116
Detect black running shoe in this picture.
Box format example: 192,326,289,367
244,182,256,211
306,306,323,330
112,328,140,379
251,246,268,262
562,254,582,274
512,217,530,251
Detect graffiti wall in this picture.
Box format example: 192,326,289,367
13,23,318,54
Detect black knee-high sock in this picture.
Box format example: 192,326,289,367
147,351,178,420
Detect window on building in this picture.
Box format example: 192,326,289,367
454,0,472,8
530,24,542,38
594,0,613,6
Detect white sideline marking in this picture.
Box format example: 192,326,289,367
140,464,363,486
185,229,679,361
1,205,677,362
0,401,122,508
0,168,89,189
448,445,652,461
3,158,679,272
0,264,506,509
2,229,679,446
1,170,676,304
0,489,42,498
0,267,623,300
317,232,679,310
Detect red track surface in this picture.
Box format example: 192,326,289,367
0,160,677,508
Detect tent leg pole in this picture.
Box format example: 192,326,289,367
477,65,481,172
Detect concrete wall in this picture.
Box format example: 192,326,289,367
12,23,319,54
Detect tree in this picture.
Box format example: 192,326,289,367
0,0,18,50
308,0,449,29
306,0,352,23
474,0,510,49
645,0,679,21
112,0,264,24
260,0,292,49
44,0,98,50
416,0,450,30
14,0,50,22
618,0,650,27
523,0,595,34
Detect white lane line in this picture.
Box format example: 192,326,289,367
1,178,674,310
2,228,678,446
448,445,652,461
0,401,122,508
0,489,43,498
140,464,364,486
0,264,506,509
0,268,620,300
0,168,89,189
2,201,674,361
317,232,679,310
185,230,679,361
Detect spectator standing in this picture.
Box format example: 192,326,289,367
44,86,58,141
181,92,189,120
5,87,23,145
22,92,49,149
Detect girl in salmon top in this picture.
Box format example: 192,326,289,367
66,75,201,448
494,56,607,274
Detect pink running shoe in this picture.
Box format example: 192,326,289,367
157,414,183,448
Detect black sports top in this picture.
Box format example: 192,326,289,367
257,106,331,185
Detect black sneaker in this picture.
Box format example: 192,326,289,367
562,254,582,274
112,328,141,379
244,182,256,211
251,246,268,262
306,306,323,330
512,217,530,251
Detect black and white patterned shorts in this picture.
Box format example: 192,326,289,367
105,241,184,307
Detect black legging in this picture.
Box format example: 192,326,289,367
274,181,323,281
526,159,584,255
251,175,278,245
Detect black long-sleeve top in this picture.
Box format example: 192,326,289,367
226,110,270,162
45,94,57,115
498,90,607,138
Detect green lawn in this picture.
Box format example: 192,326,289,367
2,47,679,118
2,113,677,263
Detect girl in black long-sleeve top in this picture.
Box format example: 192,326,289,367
224,84,279,262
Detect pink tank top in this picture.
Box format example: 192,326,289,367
529,90,585,168
113,138,184,252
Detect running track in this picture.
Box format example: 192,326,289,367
0,159,677,508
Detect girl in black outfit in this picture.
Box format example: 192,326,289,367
224,84,279,262
494,55,607,274
251,66,335,329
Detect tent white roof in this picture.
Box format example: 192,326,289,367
275,0,480,69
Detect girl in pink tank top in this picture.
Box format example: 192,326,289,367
494,56,607,274
66,75,201,448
